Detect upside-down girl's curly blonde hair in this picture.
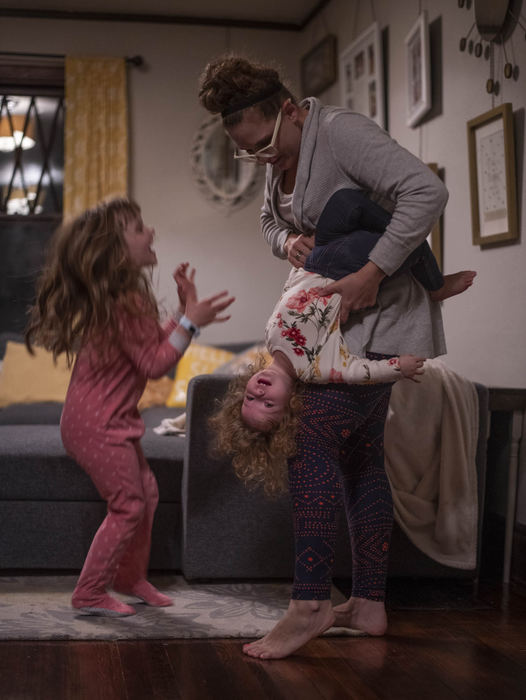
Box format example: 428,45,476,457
209,356,303,496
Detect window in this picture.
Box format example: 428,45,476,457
0,58,64,333
0,94,64,215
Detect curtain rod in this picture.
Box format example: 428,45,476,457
0,51,144,66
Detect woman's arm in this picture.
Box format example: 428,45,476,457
261,176,315,267
260,175,290,259
329,113,448,276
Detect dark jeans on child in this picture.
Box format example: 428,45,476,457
305,188,443,290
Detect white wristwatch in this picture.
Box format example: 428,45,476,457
179,314,201,338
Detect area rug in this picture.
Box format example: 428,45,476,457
0,575,359,641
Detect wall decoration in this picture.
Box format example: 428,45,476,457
427,163,443,269
300,34,338,97
190,114,264,213
405,11,431,127
467,103,518,246
339,22,384,129
457,0,525,95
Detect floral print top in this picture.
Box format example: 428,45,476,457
265,268,403,385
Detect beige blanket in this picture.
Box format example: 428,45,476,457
384,358,479,569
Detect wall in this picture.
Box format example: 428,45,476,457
3,3,526,540
299,0,526,391
2,2,526,388
1,16,301,346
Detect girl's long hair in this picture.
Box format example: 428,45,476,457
25,197,158,364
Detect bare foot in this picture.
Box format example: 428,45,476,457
332,596,387,636
429,270,477,302
242,599,335,659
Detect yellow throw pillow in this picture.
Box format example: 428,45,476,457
214,343,271,375
138,375,174,411
0,341,73,408
166,343,235,408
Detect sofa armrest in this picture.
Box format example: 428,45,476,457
182,374,294,580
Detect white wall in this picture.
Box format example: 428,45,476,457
3,1,526,388
299,0,526,390
1,16,300,346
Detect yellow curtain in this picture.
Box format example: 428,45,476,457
64,56,128,219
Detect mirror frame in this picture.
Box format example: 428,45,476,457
190,114,264,213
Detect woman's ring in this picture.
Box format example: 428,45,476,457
296,252,301,260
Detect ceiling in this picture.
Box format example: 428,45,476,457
0,0,329,29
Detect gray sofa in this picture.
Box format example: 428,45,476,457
0,334,489,581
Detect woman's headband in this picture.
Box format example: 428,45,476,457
221,83,283,118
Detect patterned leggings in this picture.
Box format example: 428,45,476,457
289,362,393,601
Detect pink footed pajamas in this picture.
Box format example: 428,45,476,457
60,307,187,610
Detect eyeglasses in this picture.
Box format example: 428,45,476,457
233,108,282,163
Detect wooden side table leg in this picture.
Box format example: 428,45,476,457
503,409,525,583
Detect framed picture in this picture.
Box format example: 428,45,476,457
404,11,431,127
427,163,442,270
300,34,337,97
339,22,385,129
467,103,518,246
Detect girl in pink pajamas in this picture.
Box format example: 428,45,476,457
25,197,234,617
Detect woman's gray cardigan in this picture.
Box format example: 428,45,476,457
261,97,448,358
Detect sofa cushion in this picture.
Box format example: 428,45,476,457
0,424,185,501
0,401,64,425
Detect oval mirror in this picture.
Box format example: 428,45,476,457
191,114,264,212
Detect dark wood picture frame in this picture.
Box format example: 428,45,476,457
427,162,442,270
467,103,518,247
300,34,337,97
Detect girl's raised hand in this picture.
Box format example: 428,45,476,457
185,290,235,328
173,263,196,313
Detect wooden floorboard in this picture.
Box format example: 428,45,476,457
0,584,525,700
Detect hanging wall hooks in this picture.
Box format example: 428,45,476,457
458,0,524,94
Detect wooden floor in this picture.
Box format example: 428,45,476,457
0,582,525,700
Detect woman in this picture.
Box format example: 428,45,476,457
198,55,471,659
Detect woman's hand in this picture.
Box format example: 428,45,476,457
284,233,314,268
173,262,196,315
399,355,425,382
319,261,386,323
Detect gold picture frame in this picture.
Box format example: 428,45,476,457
300,34,338,97
467,103,518,247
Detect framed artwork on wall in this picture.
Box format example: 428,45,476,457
467,103,518,247
404,11,431,127
427,163,442,270
300,34,338,97
339,22,385,129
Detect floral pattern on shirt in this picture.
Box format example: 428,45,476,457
271,279,338,381
266,268,402,385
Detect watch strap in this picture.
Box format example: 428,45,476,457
179,314,201,338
